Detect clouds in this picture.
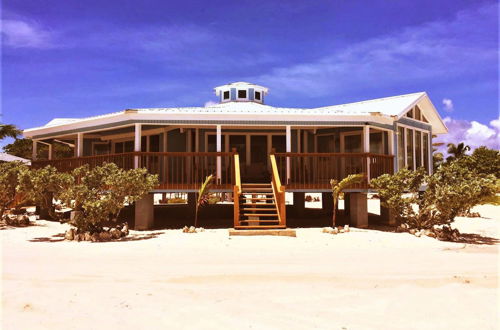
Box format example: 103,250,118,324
251,2,498,99
442,98,454,112
1,18,53,48
435,117,500,153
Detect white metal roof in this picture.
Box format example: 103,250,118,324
0,153,31,164
24,91,448,136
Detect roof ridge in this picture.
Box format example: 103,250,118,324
314,92,426,110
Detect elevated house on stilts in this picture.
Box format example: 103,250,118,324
24,82,448,229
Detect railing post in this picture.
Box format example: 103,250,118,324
134,123,141,168
363,126,371,183
286,125,291,184
32,140,38,160
216,125,222,184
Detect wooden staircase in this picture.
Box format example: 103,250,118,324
235,183,285,229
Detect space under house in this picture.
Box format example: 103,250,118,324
24,82,448,229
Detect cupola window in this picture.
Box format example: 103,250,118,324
238,90,247,98
223,91,230,100
255,91,261,100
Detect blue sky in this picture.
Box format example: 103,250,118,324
1,0,499,149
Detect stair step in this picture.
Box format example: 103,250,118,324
239,220,280,223
242,188,273,192
241,197,274,201
242,213,279,217
240,202,276,206
242,208,277,211
242,183,272,187
235,225,286,229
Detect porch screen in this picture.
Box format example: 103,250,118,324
406,128,414,170
398,127,405,170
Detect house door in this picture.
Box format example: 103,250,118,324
246,135,269,182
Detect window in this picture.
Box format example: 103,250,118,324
398,127,405,170
223,91,230,100
422,115,429,123
406,128,414,170
423,133,429,173
255,91,261,100
238,90,247,98
415,130,422,168
406,108,413,118
414,105,422,121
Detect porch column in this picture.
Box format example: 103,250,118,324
216,125,221,183
363,126,370,182
32,140,38,160
286,125,291,183
77,132,83,157
48,143,53,160
134,123,141,168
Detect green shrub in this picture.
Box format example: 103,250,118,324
0,161,28,218
17,165,72,220
371,161,497,229
61,163,158,233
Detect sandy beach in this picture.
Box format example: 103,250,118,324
1,204,498,330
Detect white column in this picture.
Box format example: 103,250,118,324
286,125,291,183
32,140,38,160
48,143,53,160
428,133,433,174
363,126,371,182
216,125,221,183
134,123,142,168
420,131,424,169
403,127,407,168
412,129,416,170
195,128,199,152
77,132,83,157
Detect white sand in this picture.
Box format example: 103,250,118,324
1,204,498,330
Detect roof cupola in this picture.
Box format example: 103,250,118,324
214,82,268,104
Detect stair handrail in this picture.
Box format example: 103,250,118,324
233,151,241,227
269,152,286,226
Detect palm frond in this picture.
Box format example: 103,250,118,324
197,174,214,207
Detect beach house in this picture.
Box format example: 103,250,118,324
24,82,448,229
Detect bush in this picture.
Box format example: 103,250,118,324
0,161,28,219
371,160,497,231
60,163,158,233
17,165,72,220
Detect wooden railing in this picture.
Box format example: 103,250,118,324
273,152,394,190
233,153,241,227
269,154,286,226
32,151,236,190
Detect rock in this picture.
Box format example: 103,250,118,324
65,228,75,240
332,227,339,234
99,231,112,241
121,223,129,236
110,228,121,239
322,227,333,233
409,229,417,235
426,232,436,238
415,231,422,237
188,226,196,233
199,227,205,232
84,232,92,241
339,229,345,233
182,226,189,233
344,225,350,233
91,233,100,242
74,233,81,242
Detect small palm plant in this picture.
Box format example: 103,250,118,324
195,174,214,228
330,174,364,227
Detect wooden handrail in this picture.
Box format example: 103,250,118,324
233,153,241,228
270,154,286,226
273,152,395,158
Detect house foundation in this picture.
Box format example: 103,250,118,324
348,192,368,228
134,193,154,230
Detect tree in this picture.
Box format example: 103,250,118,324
446,142,470,162
60,163,158,233
17,165,73,220
0,124,21,140
0,161,28,219
330,174,364,227
3,138,73,160
195,174,213,228
464,146,500,178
